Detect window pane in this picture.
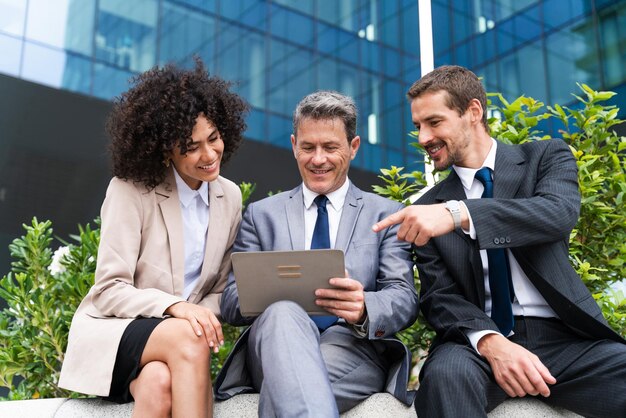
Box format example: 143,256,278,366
62,53,92,95
0,33,22,76
159,1,216,71
270,4,314,46
96,0,157,72
219,0,266,31
21,42,66,88
0,0,27,37
93,62,133,100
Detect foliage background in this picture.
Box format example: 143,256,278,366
0,86,624,399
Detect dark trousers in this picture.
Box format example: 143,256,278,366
415,317,626,418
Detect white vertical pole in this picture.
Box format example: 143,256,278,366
418,0,436,186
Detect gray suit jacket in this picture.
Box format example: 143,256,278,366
215,182,419,405
415,139,624,350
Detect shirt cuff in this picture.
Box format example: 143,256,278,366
350,315,369,338
459,201,476,239
467,329,501,355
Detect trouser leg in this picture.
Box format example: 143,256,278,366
320,326,389,412
516,318,626,418
246,301,339,418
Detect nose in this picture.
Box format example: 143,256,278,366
200,143,217,160
311,148,327,165
417,127,433,147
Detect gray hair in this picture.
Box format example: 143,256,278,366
292,91,357,142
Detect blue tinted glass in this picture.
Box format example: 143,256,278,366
215,25,265,108
318,22,359,65
381,0,400,20
268,40,314,115
270,4,314,46
21,42,66,88
431,1,450,55
402,2,420,53
159,2,216,71
599,6,626,86
245,107,266,142
317,1,359,33
496,18,515,54
454,40,473,67
403,54,420,85
62,53,92,95
93,62,133,100
453,4,474,43
359,142,384,172
379,12,399,47
546,24,600,104
0,34,22,76
219,0,266,30
65,0,96,55
386,149,404,169
474,29,496,65
543,0,588,30
516,41,546,102
96,0,158,72
267,113,292,148
382,106,404,149
172,0,216,13
514,4,541,43
272,0,314,15
382,46,401,78
360,39,380,72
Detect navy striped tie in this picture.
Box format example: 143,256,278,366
475,168,515,335
310,195,337,331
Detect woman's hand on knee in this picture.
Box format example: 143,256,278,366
165,302,223,353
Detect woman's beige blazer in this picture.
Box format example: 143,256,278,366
58,168,242,396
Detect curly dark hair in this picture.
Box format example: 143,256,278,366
107,58,249,189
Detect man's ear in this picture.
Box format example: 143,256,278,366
467,98,483,125
291,134,297,157
349,136,361,160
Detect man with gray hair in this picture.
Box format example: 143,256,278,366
215,91,419,416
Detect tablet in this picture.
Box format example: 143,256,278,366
231,249,345,316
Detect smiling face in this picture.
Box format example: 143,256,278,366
169,114,223,190
410,90,479,171
291,117,360,195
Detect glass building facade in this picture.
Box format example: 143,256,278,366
1,0,625,174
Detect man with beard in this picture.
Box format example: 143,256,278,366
373,65,626,418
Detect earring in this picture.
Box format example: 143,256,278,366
163,157,171,167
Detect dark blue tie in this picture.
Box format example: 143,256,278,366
310,195,337,330
475,168,515,335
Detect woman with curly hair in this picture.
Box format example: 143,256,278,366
59,59,248,418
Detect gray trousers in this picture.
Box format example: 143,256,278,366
415,317,626,418
246,301,388,418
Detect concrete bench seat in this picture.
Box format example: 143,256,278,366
0,393,581,417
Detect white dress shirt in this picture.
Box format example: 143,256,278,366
302,179,349,249
455,139,557,350
173,168,210,300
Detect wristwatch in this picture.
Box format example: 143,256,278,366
445,200,462,230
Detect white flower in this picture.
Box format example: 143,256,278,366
48,246,70,277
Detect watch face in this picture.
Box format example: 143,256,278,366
447,200,460,211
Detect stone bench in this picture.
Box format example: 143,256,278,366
0,393,581,417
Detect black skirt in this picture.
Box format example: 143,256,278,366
104,317,167,404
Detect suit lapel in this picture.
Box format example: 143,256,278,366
156,168,185,297
433,170,486,308
493,142,525,198
286,186,306,250
335,183,363,254
190,178,227,301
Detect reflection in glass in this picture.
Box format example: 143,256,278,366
0,34,22,76
0,0,27,37
22,42,66,88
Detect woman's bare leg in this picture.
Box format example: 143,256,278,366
129,361,172,418
131,318,213,418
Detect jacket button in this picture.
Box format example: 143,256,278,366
494,238,500,244
499,237,506,244
505,237,511,243
375,330,384,337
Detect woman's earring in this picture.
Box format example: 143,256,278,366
163,157,171,167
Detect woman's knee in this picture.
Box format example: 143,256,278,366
132,361,172,411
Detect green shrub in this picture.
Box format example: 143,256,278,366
1,85,624,399
376,84,626,346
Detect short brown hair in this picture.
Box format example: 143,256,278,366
407,65,488,131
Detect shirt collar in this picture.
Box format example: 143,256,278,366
302,178,350,213
173,167,209,208
453,138,498,191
